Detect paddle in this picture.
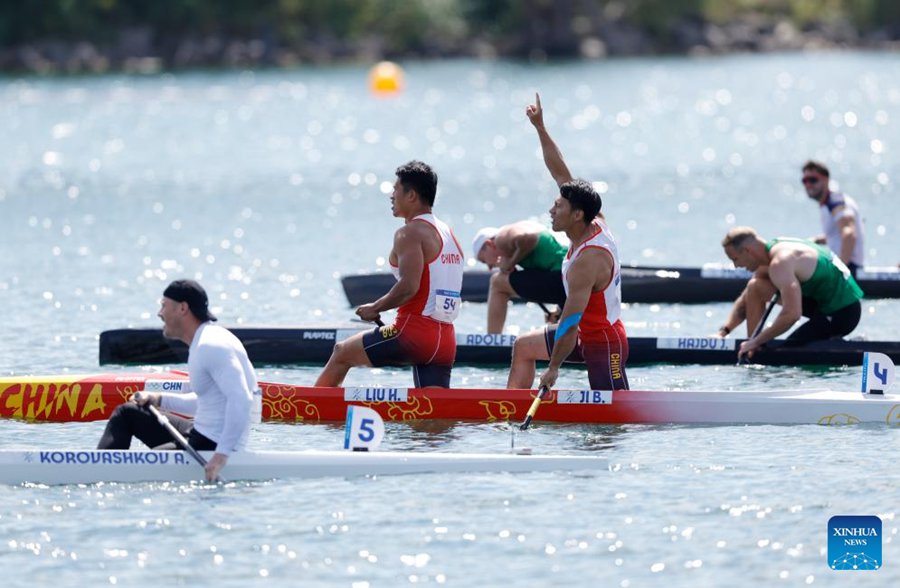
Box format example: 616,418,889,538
738,292,780,364
147,404,213,478
350,317,385,327
537,302,561,324
350,315,385,327
519,384,550,430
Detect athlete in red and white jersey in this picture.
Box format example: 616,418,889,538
560,219,624,342
316,161,463,388
508,93,629,392
390,212,464,322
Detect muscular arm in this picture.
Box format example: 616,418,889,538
749,257,803,346
835,213,857,265
499,232,539,272
358,224,424,319
718,289,748,336
719,266,771,336
526,93,574,187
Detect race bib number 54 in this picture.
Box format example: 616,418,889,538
433,289,461,322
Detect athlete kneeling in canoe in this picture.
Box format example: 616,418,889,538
718,226,864,361
472,220,568,334
316,160,465,388
507,93,629,392
97,280,259,482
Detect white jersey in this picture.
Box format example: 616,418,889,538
390,213,464,322
161,322,258,455
819,191,864,266
561,219,624,341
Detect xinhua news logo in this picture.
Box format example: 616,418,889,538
828,515,882,571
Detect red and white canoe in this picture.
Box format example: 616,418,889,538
1,371,897,426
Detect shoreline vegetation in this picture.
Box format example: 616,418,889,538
2,0,899,75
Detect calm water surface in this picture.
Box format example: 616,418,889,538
1,52,899,586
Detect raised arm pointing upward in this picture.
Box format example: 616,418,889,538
526,93,574,187
507,93,628,393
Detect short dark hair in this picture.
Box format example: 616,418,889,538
802,160,830,177
395,160,438,206
560,179,601,224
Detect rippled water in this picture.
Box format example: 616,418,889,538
1,52,899,586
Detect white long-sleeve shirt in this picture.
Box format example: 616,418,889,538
161,323,258,455
819,191,864,267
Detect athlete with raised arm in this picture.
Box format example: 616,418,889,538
507,94,628,392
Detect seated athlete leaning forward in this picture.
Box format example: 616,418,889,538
315,160,464,388
507,92,629,392
472,220,568,334
98,279,259,482
718,226,864,361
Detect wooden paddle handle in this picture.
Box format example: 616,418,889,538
519,385,550,430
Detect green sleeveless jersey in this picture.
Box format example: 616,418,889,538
766,238,864,313
517,230,568,272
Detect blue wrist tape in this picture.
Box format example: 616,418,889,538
554,312,583,343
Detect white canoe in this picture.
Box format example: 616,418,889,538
0,449,608,486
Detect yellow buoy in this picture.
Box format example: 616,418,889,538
369,61,404,95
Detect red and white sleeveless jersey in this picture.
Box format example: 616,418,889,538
561,219,624,342
390,213,464,322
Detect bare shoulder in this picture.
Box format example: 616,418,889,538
515,220,545,234
767,244,793,266
397,220,433,241
572,246,613,273
769,241,811,272
392,225,415,250
495,224,516,242
500,221,537,240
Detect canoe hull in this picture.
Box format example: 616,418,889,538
341,267,900,306
2,372,898,426
98,326,900,367
0,449,608,485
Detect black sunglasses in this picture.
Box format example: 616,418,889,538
801,176,820,185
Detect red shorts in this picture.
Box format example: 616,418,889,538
363,314,456,387
543,321,629,391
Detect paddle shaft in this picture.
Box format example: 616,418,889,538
537,302,563,323
350,316,384,327
738,292,780,365
519,385,550,430
147,404,209,468
750,292,780,340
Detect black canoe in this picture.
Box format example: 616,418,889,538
340,265,900,306
99,325,900,368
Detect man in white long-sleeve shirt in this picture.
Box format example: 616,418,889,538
98,279,258,481
802,160,864,276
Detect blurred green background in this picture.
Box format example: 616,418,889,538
2,0,899,72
